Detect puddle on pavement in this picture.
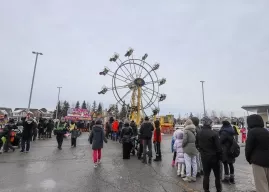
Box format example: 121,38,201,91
25,161,48,174
40,179,56,189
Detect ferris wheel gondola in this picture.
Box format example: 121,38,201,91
98,48,167,124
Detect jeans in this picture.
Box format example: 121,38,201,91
202,156,222,192
71,138,77,147
184,153,197,178
154,142,162,158
4,141,14,151
173,151,177,161
196,152,203,173
21,138,31,152
143,139,152,160
223,162,234,178
93,149,102,163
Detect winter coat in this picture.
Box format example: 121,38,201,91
54,123,67,136
171,136,175,153
46,122,54,132
120,125,133,143
196,125,222,161
245,115,269,167
182,124,198,156
89,125,107,150
153,129,162,142
173,130,185,164
139,121,154,140
22,121,34,140
71,129,80,139
219,125,236,163
130,121,138,136
112,121,119,132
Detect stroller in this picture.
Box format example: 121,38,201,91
10,128,22,148
130,136,139,156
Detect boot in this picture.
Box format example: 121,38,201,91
153,155,161,161
222,175,230,184
230,175,235,184
148,158,152,164
142,156,147,164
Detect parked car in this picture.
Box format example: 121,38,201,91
212,124,222,133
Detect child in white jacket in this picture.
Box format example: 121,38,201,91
173,129,185,177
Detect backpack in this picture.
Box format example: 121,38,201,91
229,139,240,158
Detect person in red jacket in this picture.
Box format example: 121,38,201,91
240,127,247,143
112,120,119,141
153,120,162,161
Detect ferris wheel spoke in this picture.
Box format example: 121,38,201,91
131,55,138,78
117,59,135,80
142,90,157,109
144,80,159,85
107,84,130,91
120,89,132,103
142,92,156,108
138,60,146,78
142,87,159,97
107,73,130,84
143,86,160,96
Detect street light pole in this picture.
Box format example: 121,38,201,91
27,51,43,112
200,81,206,117
55,87,62,120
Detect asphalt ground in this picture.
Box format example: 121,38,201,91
0,133,256,192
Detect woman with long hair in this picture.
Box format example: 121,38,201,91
153,120,162,161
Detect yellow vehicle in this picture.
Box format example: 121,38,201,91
157,114,174,133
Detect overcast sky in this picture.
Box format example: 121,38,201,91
1,0,269,117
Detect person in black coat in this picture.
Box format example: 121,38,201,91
245,114,269,192
46,119,54,138
21,117,34,153
197,116,222,192
120,120,133,159
140,117,154,164
130,120,138,136
38,118,45,139
219,119,236,184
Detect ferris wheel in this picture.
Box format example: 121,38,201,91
98,48,167,124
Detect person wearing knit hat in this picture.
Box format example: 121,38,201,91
246,114,269,192
120,119,133,159
182,119,198,182
197,116,222,192
191,116,203,177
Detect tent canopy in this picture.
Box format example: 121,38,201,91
242,104,269,113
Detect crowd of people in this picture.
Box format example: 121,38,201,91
1,113,269,192
0,117,81,153
88,114,269,192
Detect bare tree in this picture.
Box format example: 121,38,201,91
211,110,217,118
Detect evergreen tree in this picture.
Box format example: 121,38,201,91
97,102,103,116
114,104,119,119
119,105,128,120
92,101,97,113
62,101,70,117
86,102,91,112
81,100,87,109
75,101,80,109
189,112,193,118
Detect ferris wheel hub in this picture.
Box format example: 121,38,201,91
134,78,145,87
